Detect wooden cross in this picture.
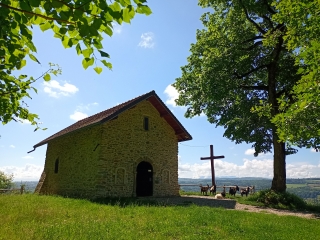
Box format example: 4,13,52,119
200,145,225,186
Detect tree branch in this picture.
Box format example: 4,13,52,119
0,3,75,25
74,0,92,10
271,27,285,63
262,15,274,29
276,88,294,104
234,64,269,79
241,41,263,51
262,0,277,14
53,0,99,18
241,35,264,44
239,0,266,34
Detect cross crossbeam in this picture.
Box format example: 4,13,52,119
200,145,225,186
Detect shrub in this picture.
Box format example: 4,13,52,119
0,171,13,189
249,189,307,210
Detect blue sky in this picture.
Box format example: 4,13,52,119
1,0,320,181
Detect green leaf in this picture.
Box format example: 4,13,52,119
110,2,121,12
76,43,82,55
43,74,51,81
122,8,131,23
29,54,40,64
103,25,113,36
119,0,127,7
20,1,32,11
136,5,152,15
94,67,103,74
59,27,68,35
82,48,93,58
93,39,103,49
104,11,113,22
29,0,41,7
62,36,70,48
18,60,27,69
99,50,110,58
26,41,37,52
82,57,94,69
19,75,28,79
134,0,147,3
101,60,112,69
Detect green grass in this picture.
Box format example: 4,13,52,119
1,194,320,240
179,189,320,212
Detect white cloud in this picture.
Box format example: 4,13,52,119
244,148,271,157
112,23,123,34
138,32,155,48
164,85,179,107
244,149,255,155
69,103,98,121
22,156,34,159
44,80,79,98
10,145,15,148
178,158,320,179
0,164,43,181
311,148,318,153
70,111,88,121
76,103,99,112
163,84,205,116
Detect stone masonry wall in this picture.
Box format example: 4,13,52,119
39,124,102,197
39,99,180,198
96,100,179,197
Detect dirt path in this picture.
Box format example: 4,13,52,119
146,195,320,219
234,202,320,219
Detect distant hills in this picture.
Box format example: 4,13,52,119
14,178,320,201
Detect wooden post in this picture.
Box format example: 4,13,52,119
20,185,25,194
200,145,225,186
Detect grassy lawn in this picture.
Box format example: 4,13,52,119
1,194,320,240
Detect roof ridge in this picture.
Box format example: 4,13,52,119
29,90,191,153
74,90,155,125
31,91,155,150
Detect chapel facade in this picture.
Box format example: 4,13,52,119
33,91,192,198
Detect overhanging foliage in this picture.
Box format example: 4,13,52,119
0,0,151,128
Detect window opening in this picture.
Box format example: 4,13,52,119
144,117,149,131
54,158,59,173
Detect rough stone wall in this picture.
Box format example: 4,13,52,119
39,124,102,197
96,100,179,197
39,99,180,198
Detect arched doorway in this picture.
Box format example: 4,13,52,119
136,161,153,197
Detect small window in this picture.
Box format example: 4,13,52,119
54,158,59,174
144,117,149,131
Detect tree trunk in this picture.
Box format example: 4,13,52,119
271,137,286,192
268,33,286,192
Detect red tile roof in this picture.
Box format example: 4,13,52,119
31,90,192,151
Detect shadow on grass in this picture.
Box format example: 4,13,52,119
89,196,237,209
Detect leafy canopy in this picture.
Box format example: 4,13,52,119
174,0,300,156
0,0,151,129
271,0,320,148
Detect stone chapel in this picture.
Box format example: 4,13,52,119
32,90,192,198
